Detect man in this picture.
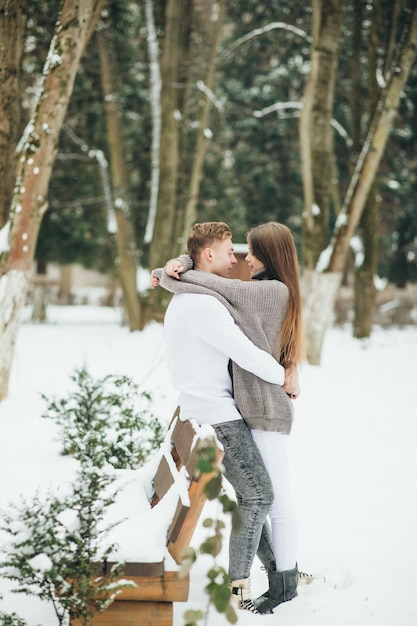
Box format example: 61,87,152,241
153,222,299,612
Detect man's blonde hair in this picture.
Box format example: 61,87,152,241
187,222,232,262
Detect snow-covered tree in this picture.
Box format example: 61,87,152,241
97,20,142,330
0,0,26,230
301,0,417,363
146,0,226,272
0,0,106,401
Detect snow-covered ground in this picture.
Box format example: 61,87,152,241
0,305,416,625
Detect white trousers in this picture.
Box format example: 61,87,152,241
251,430,298,572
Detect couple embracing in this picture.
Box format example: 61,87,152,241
152,221,310,615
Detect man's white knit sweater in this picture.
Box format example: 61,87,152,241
154,258,294,434
163,292,285,426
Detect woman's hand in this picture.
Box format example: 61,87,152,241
165,259,184,279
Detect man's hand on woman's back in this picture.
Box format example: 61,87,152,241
283,363,300,399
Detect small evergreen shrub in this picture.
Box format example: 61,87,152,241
42,367,164,469
1,367,163,625
0,604,31,626
0,465,132,626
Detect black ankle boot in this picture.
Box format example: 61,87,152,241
255,564,298,615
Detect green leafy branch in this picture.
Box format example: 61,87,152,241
180,438,242,626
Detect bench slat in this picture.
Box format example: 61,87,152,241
170,416,198,473
166,498,189,544
151,455,175,505
72,600,173,625
102,561,164,577
167,448,223,563
111,571,189,602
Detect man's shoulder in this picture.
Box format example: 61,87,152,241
169,292,222,310
168,293,231,325
171,291,216,302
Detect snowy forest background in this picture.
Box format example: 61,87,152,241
0,0,417,624
1,0,417,392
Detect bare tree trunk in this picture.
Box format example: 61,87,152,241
147,0,223,273
0,0,106,401
31,259,48,322
59,264,73,304
353,0,379,339
0,0,26,231
299,0,345,269
353,0,402,338
328,4,417,273
302,269,343,363
303,1,417,364
147,0,186,272
0,270,27,391
181,0,225,239
97,29,142,330
143,0,162,245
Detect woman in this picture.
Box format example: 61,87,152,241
154,222,306,614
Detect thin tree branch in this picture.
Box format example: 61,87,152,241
220,21,311,58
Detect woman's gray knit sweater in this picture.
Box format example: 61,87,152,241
154,256,294,434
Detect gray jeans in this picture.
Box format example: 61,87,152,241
213,419,275,580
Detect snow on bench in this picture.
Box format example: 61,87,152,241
71,412,224,626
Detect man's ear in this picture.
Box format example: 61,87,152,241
203,247,212,261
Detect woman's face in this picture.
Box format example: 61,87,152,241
245,243,264,276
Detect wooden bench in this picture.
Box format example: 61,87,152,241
71,411,224,626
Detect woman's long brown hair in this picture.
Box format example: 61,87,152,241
247,222,304,365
